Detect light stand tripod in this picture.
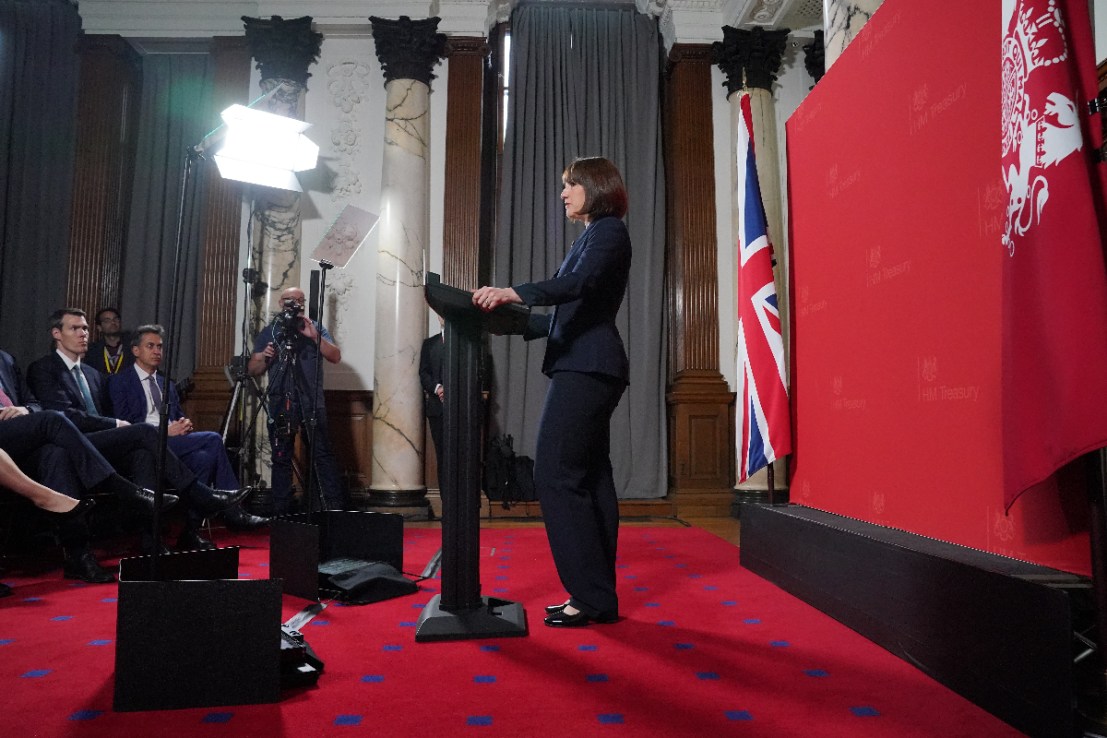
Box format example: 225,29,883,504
220,266,271,488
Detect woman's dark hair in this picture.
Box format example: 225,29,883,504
563,157,628,220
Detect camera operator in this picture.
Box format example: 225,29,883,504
248,287,345,515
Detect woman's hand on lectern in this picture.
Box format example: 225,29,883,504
472,286,522,313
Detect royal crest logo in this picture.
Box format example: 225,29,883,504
992,511,1016,543
871,491,885,516
868,245,881,269
1001,0,1083,256
920,356,938,383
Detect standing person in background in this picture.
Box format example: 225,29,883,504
419,325,445,477
248,287,346,515
86,307,133,376
473,157,631,628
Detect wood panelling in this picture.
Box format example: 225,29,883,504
186,38,251,433
664,45,736,503
442,37,488,290
664,45,721,376
195,38,251,371
67,36,141,314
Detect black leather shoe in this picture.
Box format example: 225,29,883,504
0,582,11,598
544,609,592,627
62,550,115,584
176,529,216,552
544,608,618,627
118,483,179,514
190,485,252,515
42,497,96,521
545,600,570,614
223,505,269,530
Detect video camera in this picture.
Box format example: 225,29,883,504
272,298,305,350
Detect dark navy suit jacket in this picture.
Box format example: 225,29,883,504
0,350,41,411
109,366,184,425
26,352,118,433
513,215,631,383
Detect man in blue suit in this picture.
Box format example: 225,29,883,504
110,325,266,549
27,308,251,553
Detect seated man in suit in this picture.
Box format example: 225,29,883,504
27,308,251,553
110,324,267,550
0,347,178,583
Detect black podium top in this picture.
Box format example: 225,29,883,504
425,273,530,336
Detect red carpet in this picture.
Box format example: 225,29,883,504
0,526,1024,737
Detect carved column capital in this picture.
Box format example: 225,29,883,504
369,16,448,88
803,30,825,83
711,26,789,95
241,15,322,86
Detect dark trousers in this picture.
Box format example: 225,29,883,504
533,371,625,618
169,431,239,529
84,424,198,496
0,411,117,550
268,403,344,514
0,410,115,496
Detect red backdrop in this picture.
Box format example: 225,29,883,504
787,0,1092,575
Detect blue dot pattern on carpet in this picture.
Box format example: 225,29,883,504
202,712,233,724
334,714,361,725
725,710,754,721
69,710,103,721
466,715,492,726
851,706,880,717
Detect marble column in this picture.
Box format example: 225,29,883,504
242,16,323,326
823,0,884,70
241,16,322,503
366,16,446,509
712,26,790,499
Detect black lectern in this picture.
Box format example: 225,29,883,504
415,273,530,642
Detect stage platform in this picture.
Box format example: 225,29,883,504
740,503,1093,738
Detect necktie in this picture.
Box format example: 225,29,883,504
72,365,98,415
147,374,163,413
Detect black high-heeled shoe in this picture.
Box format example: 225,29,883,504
42,497,95,521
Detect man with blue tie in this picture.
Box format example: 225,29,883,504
27,308,252,553
110,324,267,550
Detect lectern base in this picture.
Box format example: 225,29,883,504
414,594,528,642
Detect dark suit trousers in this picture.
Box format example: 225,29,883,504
0,411,116,548
84,424,197,494
0,411,116,496
533,371,626,618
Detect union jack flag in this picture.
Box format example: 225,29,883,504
735,92,791,482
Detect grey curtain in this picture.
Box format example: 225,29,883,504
490,3,667,498
120,53,215,381
0,0,81,365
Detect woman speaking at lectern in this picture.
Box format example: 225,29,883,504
472,156,630,628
